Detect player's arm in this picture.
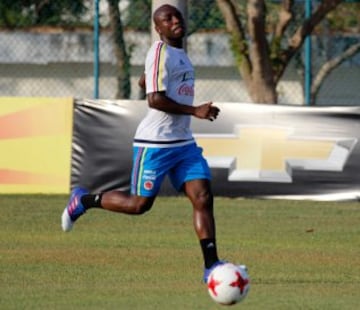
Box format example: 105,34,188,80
147,92,220,121
138,73,146,90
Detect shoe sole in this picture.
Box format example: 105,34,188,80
61,208,73,232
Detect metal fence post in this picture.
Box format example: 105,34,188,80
93,0,100,99
304,0,312,105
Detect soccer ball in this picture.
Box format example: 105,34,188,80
207,263,250,306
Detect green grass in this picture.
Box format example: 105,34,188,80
0,195,359,309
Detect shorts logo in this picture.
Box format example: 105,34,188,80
144,181,154,190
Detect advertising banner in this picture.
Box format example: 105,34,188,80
72,99,360,201
0,97,73,194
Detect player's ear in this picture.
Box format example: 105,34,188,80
155,25,162,35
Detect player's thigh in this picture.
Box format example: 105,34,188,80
131,146,171,196
169,144,211,191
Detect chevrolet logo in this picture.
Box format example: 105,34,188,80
195,126,357,183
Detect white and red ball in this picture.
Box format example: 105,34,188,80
207,263,250,306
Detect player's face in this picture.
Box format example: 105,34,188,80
154,6,186,43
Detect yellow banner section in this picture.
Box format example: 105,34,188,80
0,97,73,194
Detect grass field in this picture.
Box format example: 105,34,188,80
0,195,359,310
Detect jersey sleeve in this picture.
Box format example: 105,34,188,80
145,42,168,94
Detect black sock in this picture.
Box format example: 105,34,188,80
200,238,219,268
81,194,103,210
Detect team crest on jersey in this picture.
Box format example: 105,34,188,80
144,181,154,190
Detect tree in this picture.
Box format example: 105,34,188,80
216,0,360,104
311,41,360,104
108,0,131,99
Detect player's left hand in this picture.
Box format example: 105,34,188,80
194,102,220,121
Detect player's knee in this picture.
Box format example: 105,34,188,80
185,180,213,209
192,190,213,209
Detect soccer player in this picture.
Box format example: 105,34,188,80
61,4,227,283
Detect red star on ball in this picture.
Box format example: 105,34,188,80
208,275,221,296
230,271,249,294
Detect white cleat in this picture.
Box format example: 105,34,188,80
61,187,88,232
61,208,74,232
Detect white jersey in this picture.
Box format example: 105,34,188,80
134,41,195,148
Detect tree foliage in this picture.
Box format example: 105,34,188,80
0,0,88,28
124,0,152,31
187,1,225,34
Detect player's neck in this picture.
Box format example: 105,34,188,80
161,37,183,49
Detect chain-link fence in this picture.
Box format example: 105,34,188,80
0,1,359,105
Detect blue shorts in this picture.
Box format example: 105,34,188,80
131,143,211,197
